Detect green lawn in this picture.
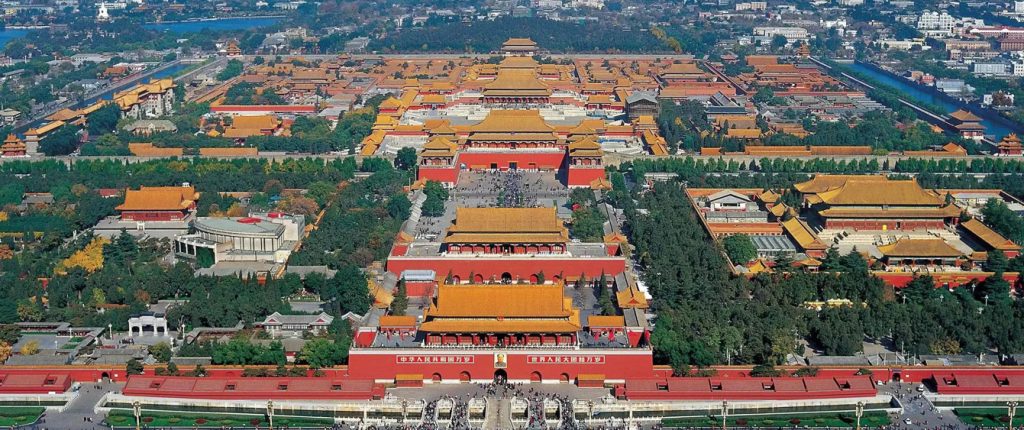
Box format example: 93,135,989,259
954,408,1023,427
663,411,891,428
106,409,333,428
0,406,45,426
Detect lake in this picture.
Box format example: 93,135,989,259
143,16,283,33
0,29,28,48
0,16,282,49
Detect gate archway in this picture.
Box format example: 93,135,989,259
530,371,543,383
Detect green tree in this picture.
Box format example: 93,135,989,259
126,358,144,375
394,147,417,171
306,181,336,207
391,279,408,316
86,103,122,135
387,193,412,220
597,273,615,316
722,234,758,264
421,181,448,217
987,249,1008,274
298,338,343,369
39,125,80,156
982,199,1024,247
104,230,140,266
771,34,789,50
217,59,244,81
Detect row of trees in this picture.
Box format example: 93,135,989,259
0,157,360,196
369,17,665,53
626,155,1024,180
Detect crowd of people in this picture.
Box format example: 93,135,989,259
450,398,471,430
558,397,581,430
527,397,548,429
418,399,439,430
454,170,566,208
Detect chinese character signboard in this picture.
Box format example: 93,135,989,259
396,355,475,364
525,355,606,364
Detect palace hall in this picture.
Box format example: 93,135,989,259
795,175,961,230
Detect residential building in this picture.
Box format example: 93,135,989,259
259,312,334,338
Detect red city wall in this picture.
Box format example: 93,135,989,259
123,375,382,400
418,166,459,184
0,367,128,393
875,271,1019,288
622,375,877,400
456,152,566,170
385,256,627,280
346,349,655,382
567,167,606,187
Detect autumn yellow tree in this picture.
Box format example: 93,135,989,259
0,342,12,362
55,237,110,275
225,203,246,217
19,340,39,355
277,196,319,217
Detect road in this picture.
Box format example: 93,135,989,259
881,381,960,430
174,57,226,85
483,398,513,430
27,380,118,430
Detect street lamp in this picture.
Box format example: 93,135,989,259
267,400,275,430
721,400,729,430
1008,401,1018,430
855,401,864,430
132,401,141,430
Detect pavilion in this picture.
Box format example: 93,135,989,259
0,134,26,157
998,133,1023,156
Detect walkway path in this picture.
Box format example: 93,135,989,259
882,381,959,430
483,398,513,430
30,380,118,430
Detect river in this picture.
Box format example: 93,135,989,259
143,16,283,33
844,62,1014,140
